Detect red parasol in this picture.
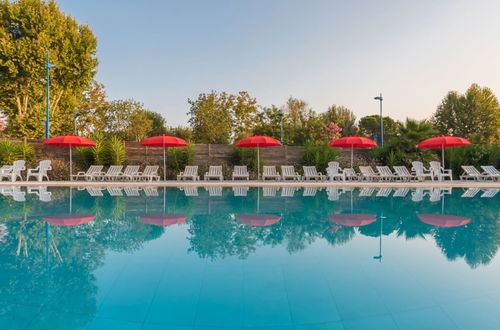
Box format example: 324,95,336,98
329,213,377,227
417,135,471,165
234,214,281,227
329,136,377,167
140,214,188,227
417,214,471,228
43,214,95,226
140,135,188,181
234,135,281,179
43,135,96,180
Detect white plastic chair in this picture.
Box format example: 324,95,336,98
27,160,51,182
429,161,452,181
326,162,344,181
0,160,25,182
411,161,433,181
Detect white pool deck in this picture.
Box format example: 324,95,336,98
1,180,499,188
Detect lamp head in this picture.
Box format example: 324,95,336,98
374,96,383,101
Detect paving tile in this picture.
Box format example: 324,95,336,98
0,304,40,330
441,298,500,330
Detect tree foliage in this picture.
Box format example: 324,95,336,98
320,105,358,136
359,115,401,144
433,83,500,144
0,0,98,137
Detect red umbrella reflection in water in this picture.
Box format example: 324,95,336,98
417,214,471,228
43,214,95,226
329,214,377,227
140,214,188,227
234,214,281,227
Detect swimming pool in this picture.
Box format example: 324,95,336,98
0,186,499,329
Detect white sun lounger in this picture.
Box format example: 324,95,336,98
143,186,159,196
262,166,281,180
177,166,199,181
303,187,318,197
206,186,223,196
302,166,325,181
343,168,359,181
376,187,392,197
481,189,499,198
281,166,301,181
181,186,199,196
124,186,141,196
376,166,397,181
281,186,297,197
232,166,249,180
27,160,51,182
263,187,279,197
120,166,141,181
107,187,123,196
232,186,249,197
359,166,380,181
204,166,223,181
95,165,123,181
72,165,104,181
430,162,452,181
86,187,104,197
461,188,481,198
393,188,409,198
135,165,160,181
460,166,487,181
481,166,500,181
393,166,415,182
359,187,375,197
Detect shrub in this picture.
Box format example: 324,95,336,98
447,145,500,177
0,139,35,165
104,136,126,165
302,143,338,172
229,146,260,173
167,145,194,172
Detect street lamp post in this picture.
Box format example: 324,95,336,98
374,93,383,147
278,110,284,144
45,51,56,139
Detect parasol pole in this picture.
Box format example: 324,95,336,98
441,144,445,167
163,146,167,181
350,145,354,168
69,145,73,181
257,147,260,180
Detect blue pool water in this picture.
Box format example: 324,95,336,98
0,186,499,329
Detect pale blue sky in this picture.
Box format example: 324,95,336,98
58,0,500,126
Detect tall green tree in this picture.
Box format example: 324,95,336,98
433,83,500,144
75,80,109,136
0,0,98,137
143,110,167,136
187,91,233,144
359,115,401,143
231,91,258,140
320,105,358,136
104,99,153,140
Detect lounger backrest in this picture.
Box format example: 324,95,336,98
183,166,198,176
123,165,140,176
208,166,222,175
394,166,411,176
376,166,392,176
232,186,249,196
263,166,277,175
87,165,104,175
461,166,480,176
143,165,159,176
359,166,375,176
281,166,296,176
481,166,500,176
106,165,123,176
303,166,318,176
233,166,248,175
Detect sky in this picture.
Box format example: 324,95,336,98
58,0,500,126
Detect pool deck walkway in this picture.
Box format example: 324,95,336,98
1,180,499,188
